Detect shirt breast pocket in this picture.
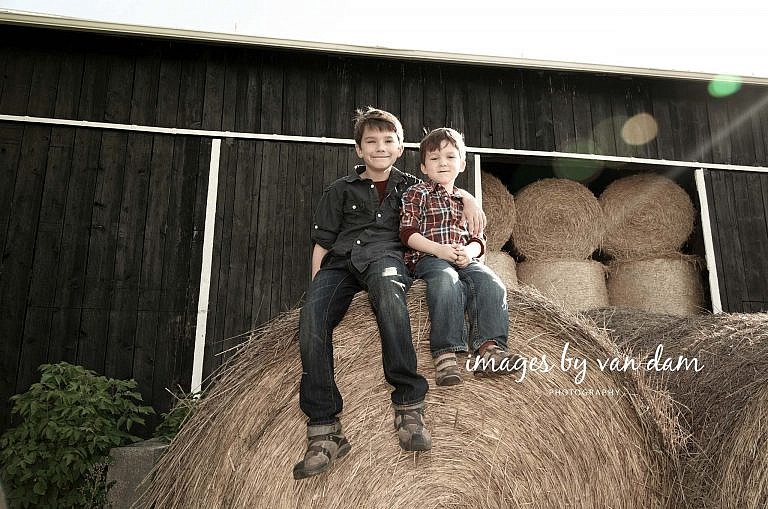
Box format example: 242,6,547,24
342,200,373,228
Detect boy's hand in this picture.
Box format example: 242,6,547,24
453,244,471,268
435,244,460,264
461,194,487,237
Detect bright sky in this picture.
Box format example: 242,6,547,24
2,0,768,79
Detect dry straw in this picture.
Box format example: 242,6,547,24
607,256,705,316
587,307,768,509
483,251,518,289
480,171,516,251
512,178,604,260
141,284,682,509
599,173,695,259
517,260,608,312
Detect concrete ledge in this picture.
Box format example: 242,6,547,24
107,438,168,509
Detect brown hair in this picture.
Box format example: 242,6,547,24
419,127,466,165
353,107,404,146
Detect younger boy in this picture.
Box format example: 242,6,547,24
400,127,514,386
293,109,485,480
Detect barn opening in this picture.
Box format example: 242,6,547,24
479,154,713,312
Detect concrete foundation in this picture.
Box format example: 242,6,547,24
107,438,168,509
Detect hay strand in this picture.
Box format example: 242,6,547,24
517,259,608,312
599,173,695,259
586,307,768,509
607,257,705,316
480,171,516,251
141,285,682,508
483,251,518,289
512,178,604,261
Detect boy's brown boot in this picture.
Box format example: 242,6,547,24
393,402,432,451
434,352,463,386
293,421,351,480
473,343,520,377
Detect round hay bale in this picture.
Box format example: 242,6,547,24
607,257,704,316
512,178,604,260
517,260,608,312
140,284,682,509
481,171,516,251
599,173,695,259
585,308,768,509
483,251,518,289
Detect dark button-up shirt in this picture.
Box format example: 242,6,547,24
312,165,420,272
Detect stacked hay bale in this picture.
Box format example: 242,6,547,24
480,171,518,289
599,174,704,316
512,178,608,312
588,307,768,509
141,285,684,508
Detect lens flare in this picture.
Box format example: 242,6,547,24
621,113,658,146
708,75,742,97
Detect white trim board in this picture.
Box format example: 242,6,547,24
695,169,723,314
190,138,221,393
3,114,768,174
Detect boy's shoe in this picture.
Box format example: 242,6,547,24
434,352,463,386
293,421,351,480
393,403,432,451
473,343,519,377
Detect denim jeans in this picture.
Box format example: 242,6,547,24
299,256,429,426
414,256,509,354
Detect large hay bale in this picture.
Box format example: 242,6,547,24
512,178,604,260
141,285,682,509
481,171,516,251
599,173,695,259
517,260,608,312
586,308,768,509
483,251,518,289
607,257,705,316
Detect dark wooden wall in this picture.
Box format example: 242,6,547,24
1,24,768,429
705,169,768,312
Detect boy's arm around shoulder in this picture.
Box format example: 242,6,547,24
455,188,487,237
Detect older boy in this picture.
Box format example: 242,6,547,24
293,109,486,480
400,127,514,386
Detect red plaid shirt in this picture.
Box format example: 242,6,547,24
400,181,485,268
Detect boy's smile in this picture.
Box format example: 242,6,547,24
420,141,466,191
355,126,404,180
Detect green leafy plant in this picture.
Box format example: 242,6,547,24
0,362,154,508
153,389,203,442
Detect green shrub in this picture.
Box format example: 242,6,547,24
0,363,154,508
153,390,203,442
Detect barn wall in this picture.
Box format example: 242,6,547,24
2,24,768,429
1,25,767,164
705,169,768,312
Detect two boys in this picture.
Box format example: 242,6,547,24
294,108,509,480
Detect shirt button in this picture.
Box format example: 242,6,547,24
370,184,375,188
314,225,318,229
356,240,361,245
377,213,381,218
352,205,357,210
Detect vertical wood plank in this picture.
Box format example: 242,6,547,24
1,126,50,400
400,63,424,143
103,133,153,382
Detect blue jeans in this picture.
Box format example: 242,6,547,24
299,256,429,426
414,256,509,354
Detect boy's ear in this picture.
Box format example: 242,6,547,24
420,163,427,175
459,159,467,172
355,144,363,158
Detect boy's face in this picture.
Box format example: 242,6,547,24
420,140,466,187
355,126,404,173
